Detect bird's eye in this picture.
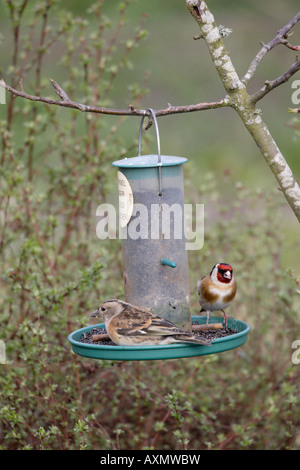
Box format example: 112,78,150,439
101,307,106,312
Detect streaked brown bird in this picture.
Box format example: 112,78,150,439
90,299,211,346
197,263,237,328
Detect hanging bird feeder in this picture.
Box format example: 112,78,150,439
68,109,250,361
113,109,191,330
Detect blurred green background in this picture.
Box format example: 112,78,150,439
1,0,299,268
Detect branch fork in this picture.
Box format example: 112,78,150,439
185,1,300,222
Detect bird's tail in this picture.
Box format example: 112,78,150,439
174,334,211,346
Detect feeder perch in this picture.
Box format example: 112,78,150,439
68,108,251,361
68,316,251,361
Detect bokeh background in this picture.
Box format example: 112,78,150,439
0,0,300,451
1,0,299,262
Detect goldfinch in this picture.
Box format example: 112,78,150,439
90,299,211,346
197,263,237,328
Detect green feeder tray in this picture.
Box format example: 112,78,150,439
68,316,250,362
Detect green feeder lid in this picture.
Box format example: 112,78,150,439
68,315,251,362
112,155,188,169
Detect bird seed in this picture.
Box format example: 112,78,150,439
79,324,236,345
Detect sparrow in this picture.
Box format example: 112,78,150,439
197,263,237,328
90,299,211,346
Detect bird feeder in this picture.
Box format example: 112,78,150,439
112,109,191,330
68,109,250,361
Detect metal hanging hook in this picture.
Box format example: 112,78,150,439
138,108,162,196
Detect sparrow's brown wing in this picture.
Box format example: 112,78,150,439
144,315,186,336
110,305,152,336
109,305,211,346
111,305,186,337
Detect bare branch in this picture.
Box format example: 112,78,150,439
242,10,300,85
280,38,300,52
18,77,24,93
50,78,70,101
2,0,300,224
186,1,300,222
0,78,227,118
251,58,300,103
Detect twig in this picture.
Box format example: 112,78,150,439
91,333,110,342
242,11,300,85
18,78,24,92
50,78,70,101
280,38,300,52
192,323,223,330
251,58,300,103
0,78,227,117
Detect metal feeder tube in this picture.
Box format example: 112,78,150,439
113,109,191,330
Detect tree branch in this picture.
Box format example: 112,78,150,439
1,1,300,222
186,0,300,222
251,58,300,103
242,10,300,85
0,78,227,118
186,0,245,94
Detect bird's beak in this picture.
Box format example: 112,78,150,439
223,270,232,279
90,310,99,318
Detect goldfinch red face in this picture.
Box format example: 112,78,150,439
217,263,233,283
211,263,234,285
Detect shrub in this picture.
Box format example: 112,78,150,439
0,0,299,450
